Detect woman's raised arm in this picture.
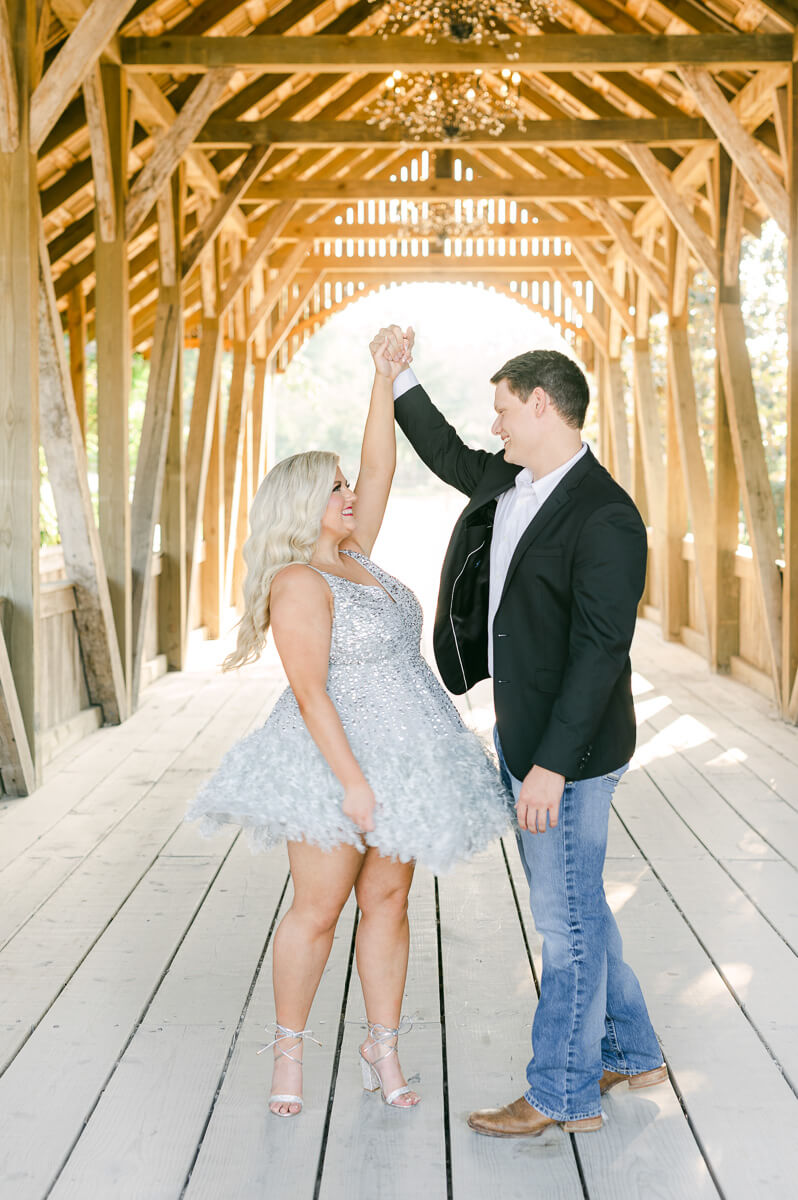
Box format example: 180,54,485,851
344,327,412,556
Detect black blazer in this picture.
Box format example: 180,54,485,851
395,383,647,782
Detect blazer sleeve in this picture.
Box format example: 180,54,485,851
532,502,647,779
394,383,493,497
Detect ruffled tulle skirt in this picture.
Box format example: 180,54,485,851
185,653,512,875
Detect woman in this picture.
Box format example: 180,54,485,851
186,331,510,1117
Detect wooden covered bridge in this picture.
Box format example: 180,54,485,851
2,1,798,1197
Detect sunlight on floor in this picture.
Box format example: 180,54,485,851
634,714,715,766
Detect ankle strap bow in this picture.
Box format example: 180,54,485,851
257,1024,323,1057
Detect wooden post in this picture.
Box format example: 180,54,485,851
711,148,741,674
0,0,39,791
251,355,268,487
66,284,87,440
158,171,187,672
715,175,784,699
200,391,225,640
665,224,715,655
94,64,132,704
785,64,798,718
663,340,688,642
222,340,250,606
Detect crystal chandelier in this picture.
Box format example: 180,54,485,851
366,69,526,140
369,1,556,43
396,201,494,243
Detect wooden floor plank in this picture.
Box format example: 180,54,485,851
318,868,446,1200
48,839,287,1199
0,851,233,1200
438,842,585,1200
606,855,798,1200
183,892,357,1200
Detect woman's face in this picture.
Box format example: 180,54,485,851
319,466,357,541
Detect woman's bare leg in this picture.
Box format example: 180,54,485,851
270,839,364,1114
354,849,419,1106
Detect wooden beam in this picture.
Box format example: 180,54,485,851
120,33,793,73
269,215,609,242
94,64,131,704
218,200,294,318
182,142,271,278
246,240,312,343
29,0,136,153
623,143,717,279
0,0,19,153
773,84,789,170
568,241,635,335
551,270,608,355
130,295,180,705
665,218,714,655
785,65,798,718
632,342,667,538
632,66,788,241
66,284,87,440
156,182,176,287
125,66,234,240
264,272,324,362
200,384,224,640
605,357,632,493
197,116,715,149
0,0,40,789
678,66,789,235
82,61,116,243
0,606,35,794
591,198,668,307
250,356,268,486
222,342,249,605
185,315,222,640
37,224,127,726
246,177,651,203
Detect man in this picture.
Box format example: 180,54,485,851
372,325,665,1137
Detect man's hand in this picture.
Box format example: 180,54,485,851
370,325,414,380
516,764,566,834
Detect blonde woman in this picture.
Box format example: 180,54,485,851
187,332,509,1118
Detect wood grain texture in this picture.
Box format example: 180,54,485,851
0,0,19,153
624,143,717,278
120,33,793,73
679,66,788,234
82,61,116,243
0,0,40,789
29,0,135,152
125,66,234,241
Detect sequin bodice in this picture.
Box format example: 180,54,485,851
312,550,424,669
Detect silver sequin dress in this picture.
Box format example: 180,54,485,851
186,550,511,874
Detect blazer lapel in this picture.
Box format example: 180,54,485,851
461,457,520,521
498,447,596,603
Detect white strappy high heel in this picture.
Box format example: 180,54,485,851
359,1017,420,1108
259,1023,322,1117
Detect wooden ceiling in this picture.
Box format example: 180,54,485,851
33,0,795,353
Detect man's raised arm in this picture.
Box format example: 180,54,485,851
371,324,493,498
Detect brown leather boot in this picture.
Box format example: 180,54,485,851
467,1096,603,1138
600,1064,668,1095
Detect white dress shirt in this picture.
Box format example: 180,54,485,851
488,445,586,673
391,369,587,675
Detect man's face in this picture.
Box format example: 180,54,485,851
491,378,538,465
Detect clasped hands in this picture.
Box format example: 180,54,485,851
369,325,415,380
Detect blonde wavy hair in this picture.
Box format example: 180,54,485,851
223,450,339,671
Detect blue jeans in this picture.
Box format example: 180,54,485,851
495,731,662,1121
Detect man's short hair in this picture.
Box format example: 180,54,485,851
490,350,589,429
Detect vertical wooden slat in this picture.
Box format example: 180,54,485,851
38,221,127,727
606,357,632,492
666,223,714,653
0,0,39,791
250,355,268,488
711,149,741,674
200,393,224,640
222,340,249,606
94,62,131,705
66,283,87,441
785,64,798,718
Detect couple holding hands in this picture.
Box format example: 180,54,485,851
187,324,666,1137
